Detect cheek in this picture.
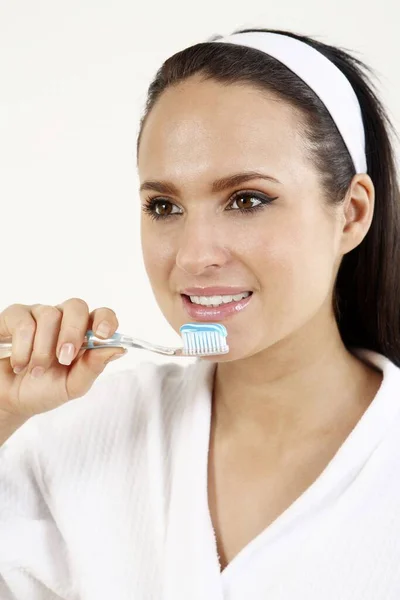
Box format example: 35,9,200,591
252,211,336,305
141,226,175,289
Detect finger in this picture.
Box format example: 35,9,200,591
63,305,120,366
53,298,91,367
0,304,31,340
89,306,120,340
0,304,37,373
25,304,64,376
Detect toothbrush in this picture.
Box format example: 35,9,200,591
0,323,229,360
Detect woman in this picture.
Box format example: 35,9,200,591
0,28,399,599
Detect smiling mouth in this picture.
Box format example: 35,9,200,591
180,291,254,322
182,291,253,307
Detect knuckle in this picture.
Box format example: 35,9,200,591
68,298,89,311
4,305,29,327
6,303,25,313
30,303,42,310
37,305,62,321
16,318,36,334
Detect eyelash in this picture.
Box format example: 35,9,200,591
141,190,278,222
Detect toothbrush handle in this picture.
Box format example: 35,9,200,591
0,330,181,360
85,331,180,356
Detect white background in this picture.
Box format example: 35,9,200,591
1,0,398,373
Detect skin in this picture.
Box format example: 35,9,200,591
137,74,383,450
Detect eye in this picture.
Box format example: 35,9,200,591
141,190,278,221
142,199,182,220
227,191,278,214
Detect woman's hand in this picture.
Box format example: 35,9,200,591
0,298,126,420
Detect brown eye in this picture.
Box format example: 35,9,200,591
153,201,172,216
228,191,278,214
234,195,258,210
142,198,182,221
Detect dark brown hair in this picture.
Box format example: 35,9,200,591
137,28,400,366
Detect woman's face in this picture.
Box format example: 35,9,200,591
138,75,345,362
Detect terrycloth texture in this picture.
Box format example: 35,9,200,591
1,348,400,599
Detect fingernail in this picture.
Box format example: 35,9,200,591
96,321,111,339
59,343,75,366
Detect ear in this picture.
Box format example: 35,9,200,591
339,174,375,255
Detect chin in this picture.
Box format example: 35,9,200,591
197,352,234,363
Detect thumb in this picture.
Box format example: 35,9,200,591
91,348,128,366
64,346,128,402
103,348,128,365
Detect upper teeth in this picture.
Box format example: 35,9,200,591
189,292,250,306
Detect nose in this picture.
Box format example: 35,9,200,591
175,216,230,276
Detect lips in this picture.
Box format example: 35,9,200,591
181,292,253,322
181,286,252,296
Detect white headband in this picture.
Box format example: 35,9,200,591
213,32,367,174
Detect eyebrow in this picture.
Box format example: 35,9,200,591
139,170,282,195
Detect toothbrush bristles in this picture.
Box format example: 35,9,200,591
181,330,229,356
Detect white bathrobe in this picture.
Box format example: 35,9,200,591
1,348,400,599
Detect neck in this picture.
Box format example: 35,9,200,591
212,311,382,447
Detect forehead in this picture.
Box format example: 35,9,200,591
138,77,308,180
